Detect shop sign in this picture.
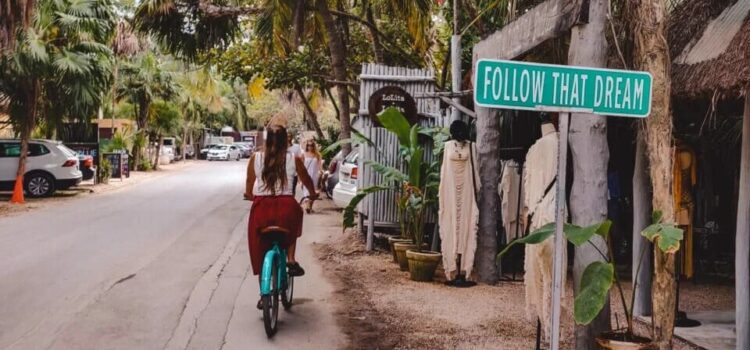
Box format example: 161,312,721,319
368,86,418,126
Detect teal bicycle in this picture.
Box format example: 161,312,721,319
258,225,295,337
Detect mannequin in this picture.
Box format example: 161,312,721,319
439,120,480,286
522,115,566,342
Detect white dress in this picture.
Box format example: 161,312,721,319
302,154,321,198
522,130,566,341
499,160,525,243
438,140,480,280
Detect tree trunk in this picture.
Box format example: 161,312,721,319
13,80,40,197
365,5,384,63
567,1,611,347
736,94,750,350
316,0,351,154
631,0,675,348
133,101,150,171
154,134,163,171
325,87,340,123
632,129,653,317
474,106,500,284
295,86,325,140
292,0,305,48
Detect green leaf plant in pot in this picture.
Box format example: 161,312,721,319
338,108,446,279
498,215,681,349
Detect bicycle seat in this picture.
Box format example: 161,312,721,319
259,226,290,244
260,226,290,235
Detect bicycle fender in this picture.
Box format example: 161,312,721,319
260,249,279,295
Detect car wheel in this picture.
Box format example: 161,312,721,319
25,172,55,198
236,155,240,161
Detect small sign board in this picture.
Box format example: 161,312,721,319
474,59,653,118
103,152,129,179
368,86,418,126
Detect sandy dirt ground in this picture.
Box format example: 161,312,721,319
316,231,576,350
316,228,734,350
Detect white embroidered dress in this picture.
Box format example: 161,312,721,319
522,130,567,340
438,140,480,280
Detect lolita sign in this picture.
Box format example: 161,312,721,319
368,86,419,126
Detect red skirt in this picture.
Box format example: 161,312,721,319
247,196,303,275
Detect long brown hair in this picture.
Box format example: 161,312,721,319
261,125,289,194
305,140,321,161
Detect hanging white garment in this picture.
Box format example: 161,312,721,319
499,160,525,243
522,130,567,341
438,140,480,280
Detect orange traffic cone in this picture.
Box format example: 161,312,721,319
10,175,24,204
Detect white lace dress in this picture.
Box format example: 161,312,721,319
438,140,480,280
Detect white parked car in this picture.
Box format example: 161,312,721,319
207,144,241,161
0,139,82,197
332,149,359,208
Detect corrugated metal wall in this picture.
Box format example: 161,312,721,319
357,63,448,228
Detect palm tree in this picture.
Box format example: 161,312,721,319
149,100,181,170
0,0,115,203
118,52,176,170
134,0,436,153
0,0,36,53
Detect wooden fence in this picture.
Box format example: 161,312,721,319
356,63,448,249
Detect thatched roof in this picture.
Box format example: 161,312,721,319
669,0,750,99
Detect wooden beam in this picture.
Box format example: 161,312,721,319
472,0,586,62
437,96,476,118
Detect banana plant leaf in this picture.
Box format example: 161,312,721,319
574,261,614,325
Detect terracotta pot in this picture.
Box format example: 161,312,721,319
388,237,412,263
595,332,652,350
406,250,442,282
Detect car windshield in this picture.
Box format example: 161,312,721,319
216,146,229,150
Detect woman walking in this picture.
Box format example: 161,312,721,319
302,140,323,213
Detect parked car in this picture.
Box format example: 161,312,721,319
0,139,82,197
184,145,196,159
207,144,241,161
77,154,95,181
233,143,252,158
322,149,347,198
332,149,359,208
200,144,221,159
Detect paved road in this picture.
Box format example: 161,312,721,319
0,161,345,350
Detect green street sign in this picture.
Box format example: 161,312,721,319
474,59,653,118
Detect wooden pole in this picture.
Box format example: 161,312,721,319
632,130,653,316
736,94,750,350
550,112,570,350
451,0,461,121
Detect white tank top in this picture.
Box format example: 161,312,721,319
253,151,296,196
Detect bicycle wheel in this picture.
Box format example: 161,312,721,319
262,259,280,337
281,275,294,310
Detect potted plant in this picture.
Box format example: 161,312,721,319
499,212,682,349
404,187,442,282
337,108,446,276
99,157,112,184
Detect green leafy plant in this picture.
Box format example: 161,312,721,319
498,212,682,340
99,158,112,183
335,107,447,252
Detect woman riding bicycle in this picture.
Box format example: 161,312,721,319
245,122,318,284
